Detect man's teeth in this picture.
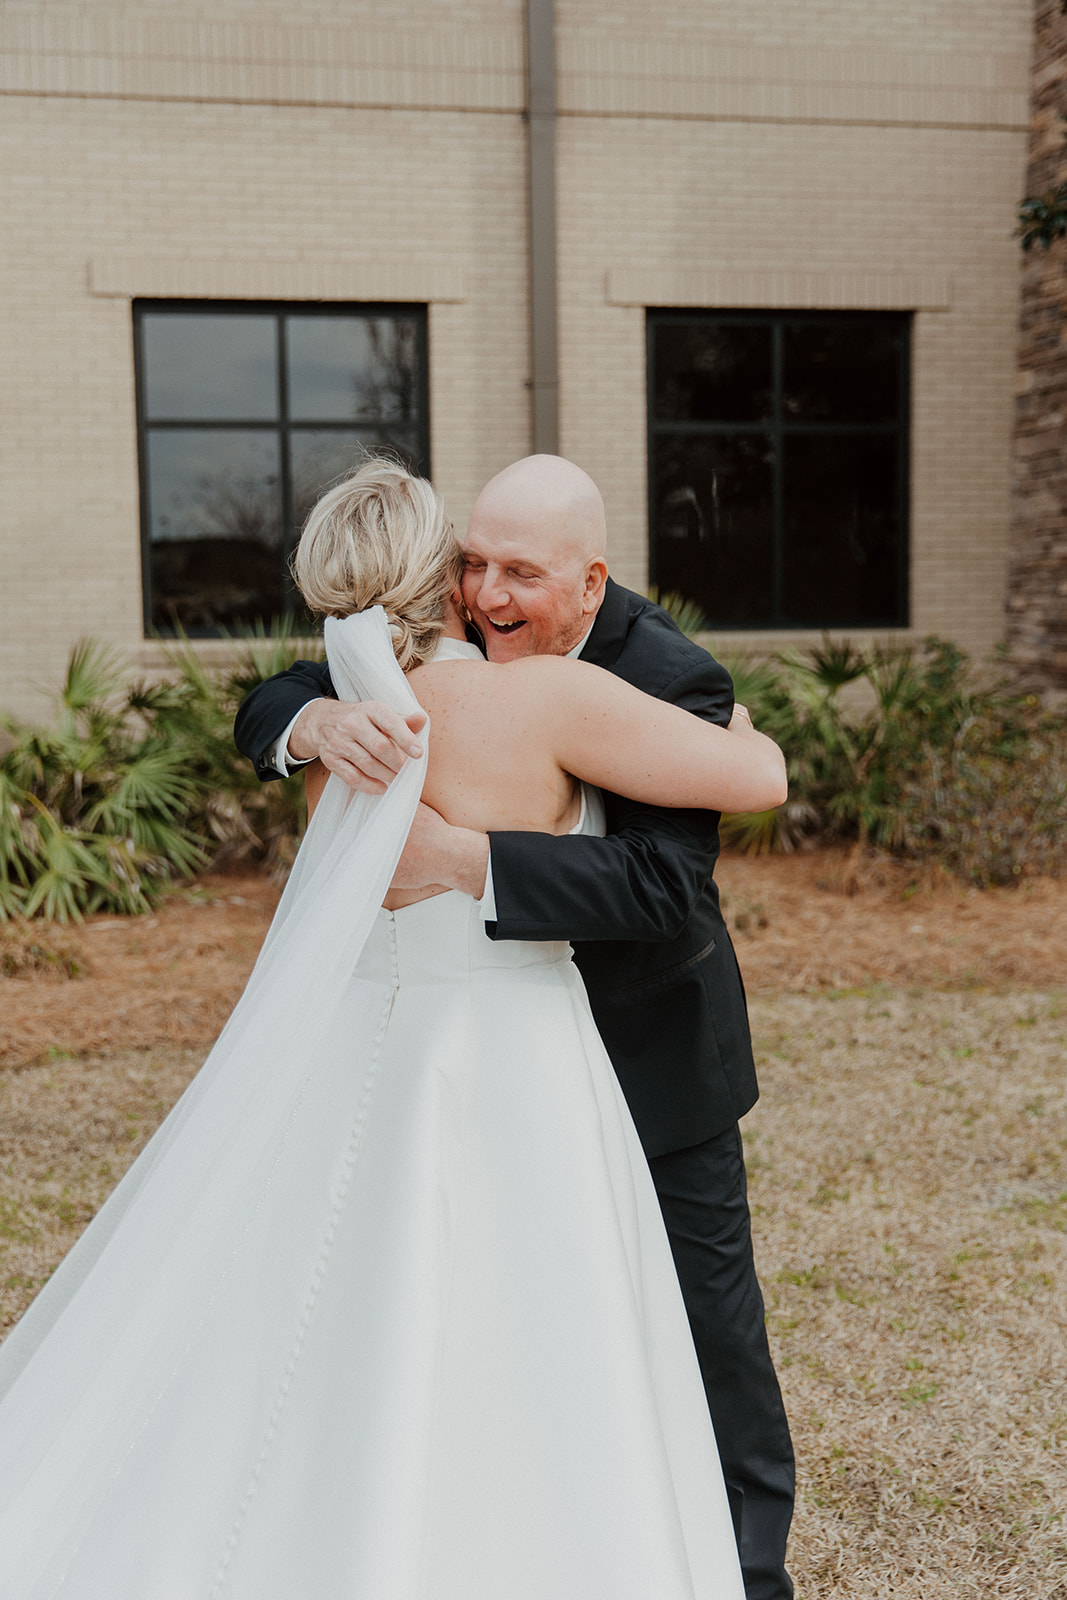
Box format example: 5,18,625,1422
490,619,525,632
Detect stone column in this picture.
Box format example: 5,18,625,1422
1009,0,1067,689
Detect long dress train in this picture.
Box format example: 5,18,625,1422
0,610,744,1599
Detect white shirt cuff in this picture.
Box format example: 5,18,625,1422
271,708,315,777
476,856,497,922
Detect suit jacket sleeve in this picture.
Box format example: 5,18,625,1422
487,653,734,944
233,660,336,783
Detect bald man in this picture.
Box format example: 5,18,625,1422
234,457,795,1600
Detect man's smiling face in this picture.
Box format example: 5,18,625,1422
458,458,609,663
459,530,594,662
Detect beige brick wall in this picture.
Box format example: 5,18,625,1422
0,0,1033,718
0,87,530,714
551,0,1031,661
556,117,1028,662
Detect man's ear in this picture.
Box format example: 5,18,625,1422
581,557,609,615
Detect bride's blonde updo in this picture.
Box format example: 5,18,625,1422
292,458,463,671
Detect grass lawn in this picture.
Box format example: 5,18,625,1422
0,860,1064,1594
747,989,1066,1597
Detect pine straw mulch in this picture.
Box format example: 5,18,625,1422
716,846,1067,995
0,875,280,1069
2,849,1066,1069
0,850,1065,1596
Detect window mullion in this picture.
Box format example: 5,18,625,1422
277,313,295,619
771,320,784,628
899,318,911,626
646,312,657,593
133,307,154,637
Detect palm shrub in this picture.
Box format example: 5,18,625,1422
895,698,1067,886
647,587,711,639
712,635,1065,883
760,637,988,849
132,624,309,875
0,626,314,921
0,643,206,920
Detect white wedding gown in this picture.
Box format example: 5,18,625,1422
0,611,743,1599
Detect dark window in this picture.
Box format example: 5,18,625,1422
648,311,909,629
134,302,430,635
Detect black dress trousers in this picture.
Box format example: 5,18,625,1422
649,1125,795,1600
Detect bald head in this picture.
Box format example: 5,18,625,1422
474,455,607,562
460,455,610,662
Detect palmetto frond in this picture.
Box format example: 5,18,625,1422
59,639,127,716
2,632,309,918
646,588,708,640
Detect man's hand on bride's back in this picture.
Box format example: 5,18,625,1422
289,698,427,794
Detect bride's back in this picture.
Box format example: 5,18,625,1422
406,657,580,837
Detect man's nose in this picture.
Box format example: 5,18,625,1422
478,567,510,611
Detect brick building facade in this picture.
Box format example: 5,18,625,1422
0,1,1033,717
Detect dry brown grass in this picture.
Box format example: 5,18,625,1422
0,858,1065,1594
748,990,1067,1598
0,1046,203,1332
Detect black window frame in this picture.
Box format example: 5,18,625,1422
133,298,431,637
646,308,911,631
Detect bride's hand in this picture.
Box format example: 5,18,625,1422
290,698,427,793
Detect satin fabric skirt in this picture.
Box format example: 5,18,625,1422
0,891,742,1599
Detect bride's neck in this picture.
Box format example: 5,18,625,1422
439,595,467,642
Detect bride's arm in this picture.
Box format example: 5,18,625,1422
513,657,787,814
305,758,328,819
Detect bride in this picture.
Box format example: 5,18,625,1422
0,461,785,1599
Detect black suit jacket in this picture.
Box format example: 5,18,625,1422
235,654,336,780
484,580,757,1156
232,579,758,1158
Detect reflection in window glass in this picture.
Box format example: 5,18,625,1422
782,434,902,626
648,311,909,630
783,322,903,424
653,433,775,628
135,303,429,635
145,431,282,546
289,429,420,529
141,315,278,421
145,431,282,634
652,323,772,425
287,317,421,423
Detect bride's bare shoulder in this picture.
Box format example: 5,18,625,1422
498,654,617,705
407,656,492,692
404,659,552,750
492,655,606,690
409,653,570,690
407,654,604,722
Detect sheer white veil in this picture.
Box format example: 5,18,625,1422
0,609,426,1585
